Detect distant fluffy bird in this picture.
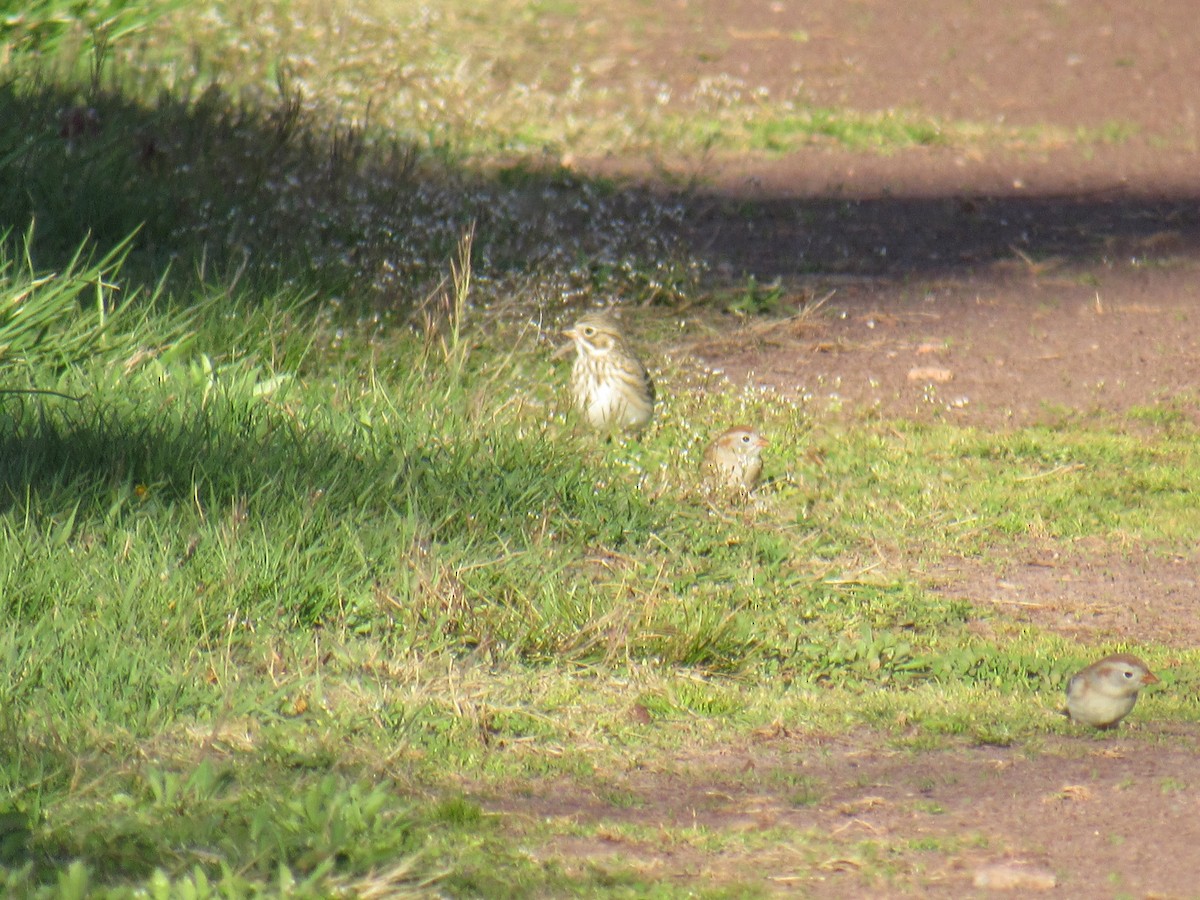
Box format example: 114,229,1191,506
1065,653,1158,729
703,426,768,492
563,312,655,433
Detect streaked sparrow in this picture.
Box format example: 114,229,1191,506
563,312,655,432
702,426,768,492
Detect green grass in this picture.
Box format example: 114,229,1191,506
0,1,1197,895
1,220,1196,892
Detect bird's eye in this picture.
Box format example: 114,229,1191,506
741,434,752,443
1123,670,1133,678
583,326,595,336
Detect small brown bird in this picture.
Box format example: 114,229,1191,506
703,426,768,492
563,312,655,432
1065,653,1158,729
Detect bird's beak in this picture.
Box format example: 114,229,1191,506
756,435,770,447
552,332,577,360
1143,672,1160,685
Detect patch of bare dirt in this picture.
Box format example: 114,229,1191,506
485,731,1200,897
685,261,1200,428
932,542,1200,649
619,0,1200,431
627,0,1200,138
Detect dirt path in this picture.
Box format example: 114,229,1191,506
487,728,1200,896
686,261,1200,428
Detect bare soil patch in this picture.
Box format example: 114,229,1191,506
686,261,1200,428
631,0,1200,138
933,542,1200,650
487,730,1200,897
